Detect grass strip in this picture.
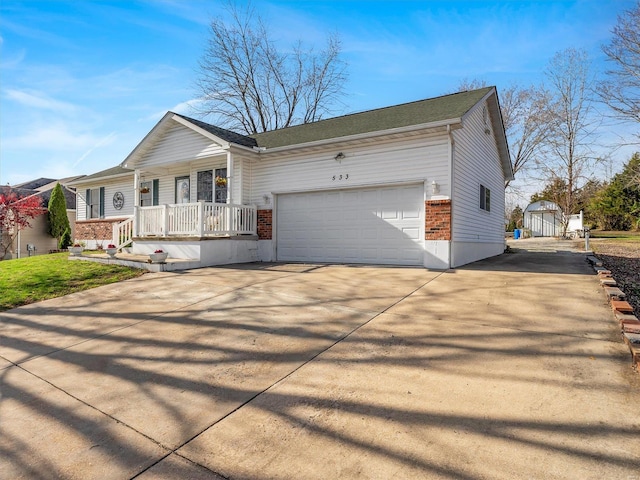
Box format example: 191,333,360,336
0,253,145,311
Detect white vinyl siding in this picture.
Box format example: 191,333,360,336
250,133,450,207
451,101,505,243
136,123,227,169
76,176,134,221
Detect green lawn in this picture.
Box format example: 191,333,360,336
0,253,145,311
589,230,640,243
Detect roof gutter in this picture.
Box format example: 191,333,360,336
255,118,463,154
67,172,134,186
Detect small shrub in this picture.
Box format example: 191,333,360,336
59,227,72,250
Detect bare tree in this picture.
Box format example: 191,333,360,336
195,2,348,134
455,78,489,92
454,79,549,187
536,48,601,235
500,84,550,187
599,1,640,128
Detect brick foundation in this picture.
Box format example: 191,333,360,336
257,209,272,240
75,218,126,241
425,200,451,241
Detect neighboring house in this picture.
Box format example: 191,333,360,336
0,178,78,258
523,200,584,238
71,87,513,269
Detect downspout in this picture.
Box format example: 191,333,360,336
447,124,454,269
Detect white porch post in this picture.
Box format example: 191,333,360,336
197,201,204,236
134,169,140,206
226,151,234,204
133,170,140,237
133,206,139,237
163,204,169,237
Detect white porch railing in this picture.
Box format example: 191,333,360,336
113,217,134,249
135,202,257,237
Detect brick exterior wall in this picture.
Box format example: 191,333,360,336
75,218,125,241
425,200,451,241
257,209,272,240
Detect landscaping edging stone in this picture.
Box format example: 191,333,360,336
589,255,640,369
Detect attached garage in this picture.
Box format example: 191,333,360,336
276,184,424,265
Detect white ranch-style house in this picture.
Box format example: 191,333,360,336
69,87,513,269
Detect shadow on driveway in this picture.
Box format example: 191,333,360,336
1,244,639,479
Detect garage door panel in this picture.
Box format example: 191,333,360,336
381,208,400,220
402,207,421,219
402,227,421,240
277,184,424,265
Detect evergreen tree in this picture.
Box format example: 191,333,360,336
48,183,71,248
590,153,640,230
506,206,524,231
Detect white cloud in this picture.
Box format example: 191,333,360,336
73,131,118,167
139,97,206,123
5,89,78,112
4,123,102,151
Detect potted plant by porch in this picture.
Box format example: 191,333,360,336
215,176,227,187
68,243,84,256
105,244,117,258
149,249,168,263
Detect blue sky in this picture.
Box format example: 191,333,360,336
1,0,637,199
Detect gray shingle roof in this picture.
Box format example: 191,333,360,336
77,166,133,182
250,87,494,149
173,113,258,148
13,178,57,190
1,181,77,209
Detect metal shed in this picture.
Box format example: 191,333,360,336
523,200,563,237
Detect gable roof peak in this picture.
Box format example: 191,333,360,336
171,112,257,148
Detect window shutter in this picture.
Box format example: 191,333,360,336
480,185,486,210
152,179,159,206
86,189,91,219
99,187,105,218
486,188,491,212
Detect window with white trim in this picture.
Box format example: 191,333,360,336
86,187,104,219
480,184,491,212
197,170,213,202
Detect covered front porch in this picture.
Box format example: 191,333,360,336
115,111,261,268
135,202,257,238
124,202,258,268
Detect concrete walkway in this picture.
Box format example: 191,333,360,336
1,241,638,479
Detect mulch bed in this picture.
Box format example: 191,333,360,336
593,241,640,318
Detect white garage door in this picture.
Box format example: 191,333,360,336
277,184,424,265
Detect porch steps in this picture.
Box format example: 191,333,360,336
69,253,200,272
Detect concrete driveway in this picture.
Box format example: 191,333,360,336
1,242,639,479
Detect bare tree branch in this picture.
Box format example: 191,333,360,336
453,79,550,188
599,1,640,131
536,48,602,235
194,2,347,134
